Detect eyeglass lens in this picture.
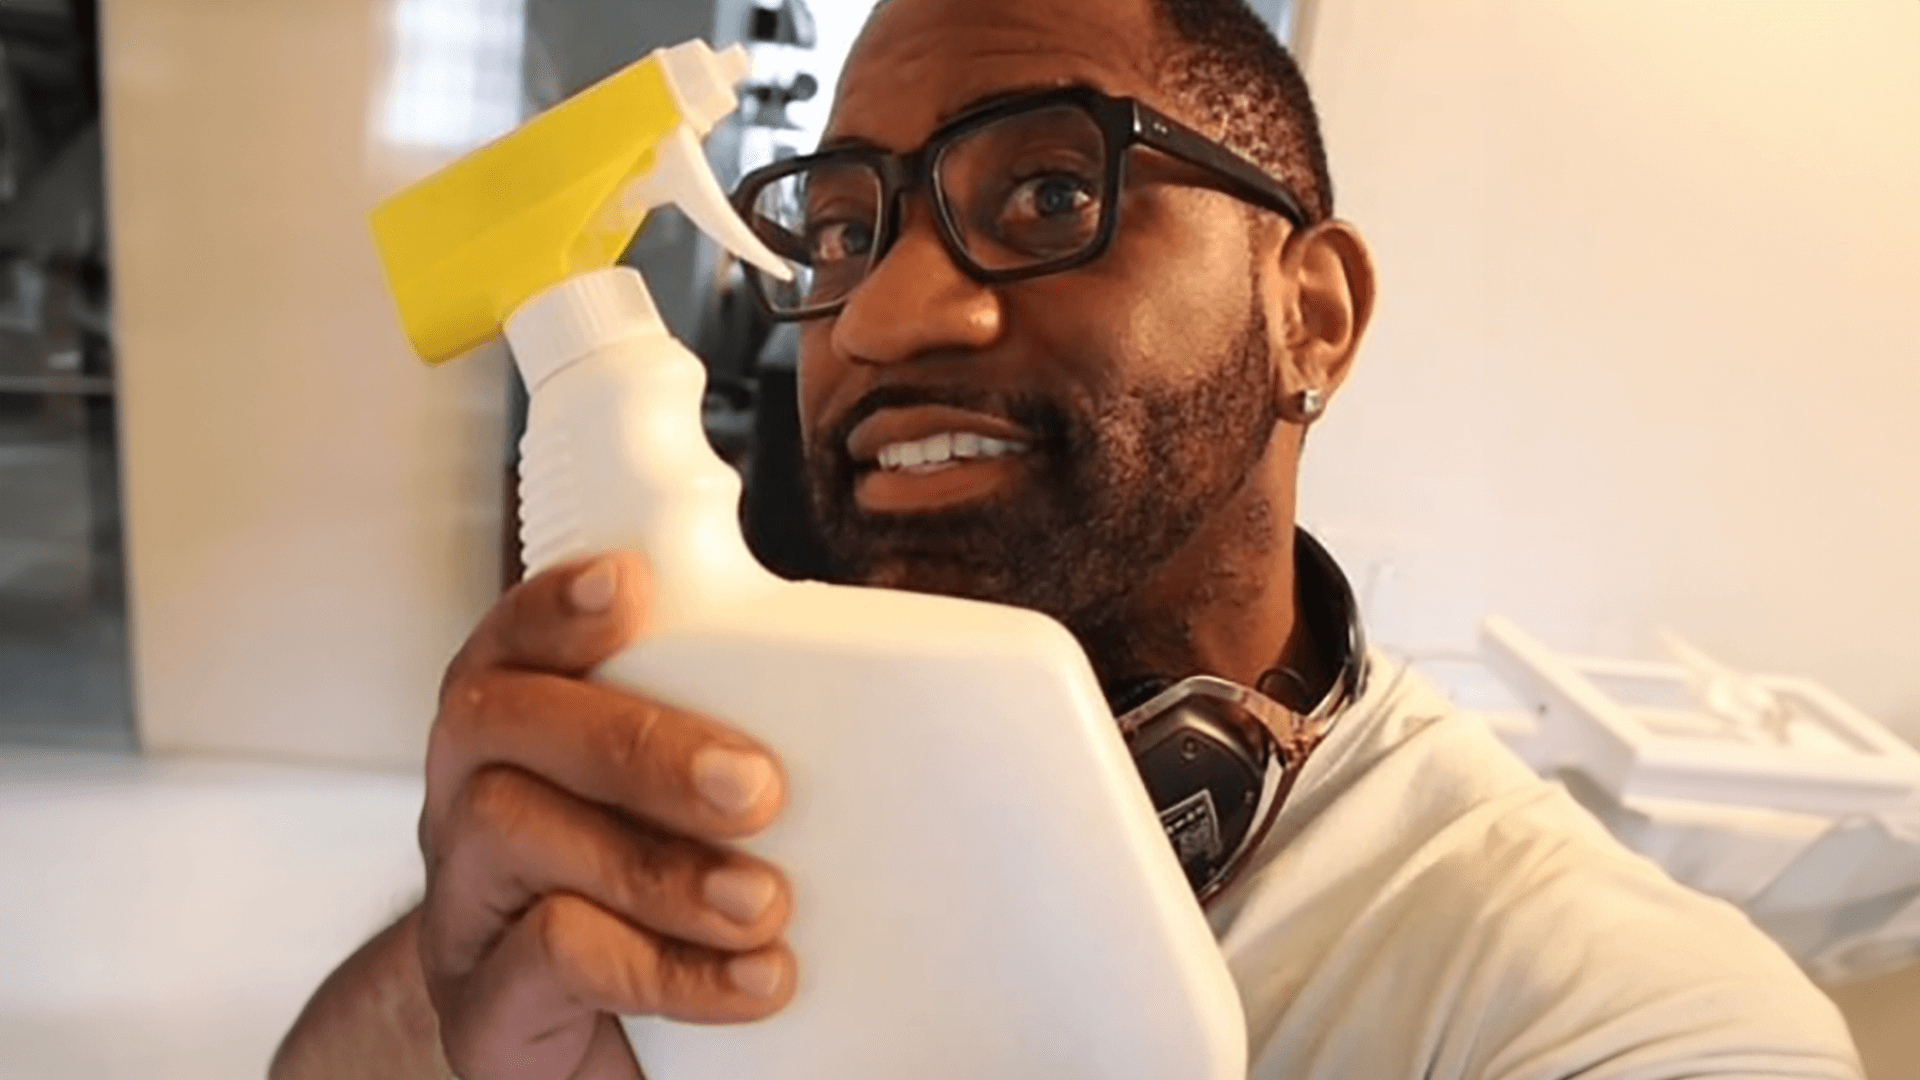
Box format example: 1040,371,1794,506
743,103,1113,314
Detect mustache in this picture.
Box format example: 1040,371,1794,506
816,382,1071,464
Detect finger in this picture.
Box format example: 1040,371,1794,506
574,1013,644,1080
439,893,795,1076
424,765,791,975
443,551,652,696
426,668,785,845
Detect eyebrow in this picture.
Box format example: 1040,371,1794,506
818,79,1103,154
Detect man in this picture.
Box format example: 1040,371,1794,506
274,0,1865,1076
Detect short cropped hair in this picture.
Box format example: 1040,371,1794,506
1146,0,1334,223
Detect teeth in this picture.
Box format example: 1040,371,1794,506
922,432,953,465
877,431,1028,471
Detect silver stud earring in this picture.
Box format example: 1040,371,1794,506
1298,387,1326,421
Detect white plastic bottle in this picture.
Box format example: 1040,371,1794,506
504,268,1248,1080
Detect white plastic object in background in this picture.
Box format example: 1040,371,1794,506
1657,629,1799,741
1410,651,1835,901
1458,617,1920,985
1459,614,1920,983
1479,615,1920,817
504,267,1246,1080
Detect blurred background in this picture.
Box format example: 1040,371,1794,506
0,0,1915,1076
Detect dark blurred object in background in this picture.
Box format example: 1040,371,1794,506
0,0,132,751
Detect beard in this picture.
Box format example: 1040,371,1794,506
802,296,1282,656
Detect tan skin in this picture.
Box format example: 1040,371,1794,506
270,0,1373,1077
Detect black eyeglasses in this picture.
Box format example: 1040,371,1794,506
729,85,1310,321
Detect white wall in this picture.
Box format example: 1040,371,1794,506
103,0,510,768
1299,0,1920,742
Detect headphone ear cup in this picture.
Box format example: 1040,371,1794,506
1126,698,1268,894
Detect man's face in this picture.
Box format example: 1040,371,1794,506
797,0,1287,636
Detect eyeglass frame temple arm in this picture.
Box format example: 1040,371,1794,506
1128,104,1311,229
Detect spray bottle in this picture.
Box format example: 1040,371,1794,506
370,39,1245,1080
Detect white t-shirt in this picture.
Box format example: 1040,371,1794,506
1209,654,1864,1079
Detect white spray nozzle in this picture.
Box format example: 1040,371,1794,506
641,41,795,281
622,124,794,282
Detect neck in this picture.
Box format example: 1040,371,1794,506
1073,445,1328,707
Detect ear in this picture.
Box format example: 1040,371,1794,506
1257,218,1376,422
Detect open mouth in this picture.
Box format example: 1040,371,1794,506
872,431,1030,473
846,406,1038,513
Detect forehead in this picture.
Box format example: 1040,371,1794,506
829,0,1166,151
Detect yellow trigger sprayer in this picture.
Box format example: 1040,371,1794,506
368,38,1245,1080
371,40,788,368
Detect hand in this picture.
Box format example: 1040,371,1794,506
419,551,795,1080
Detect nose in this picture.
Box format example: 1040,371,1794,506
828,197,1003,366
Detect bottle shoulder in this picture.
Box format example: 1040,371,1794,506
596,579,1111,738
654,579,1087,662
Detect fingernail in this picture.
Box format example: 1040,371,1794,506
727,952,785,998
568,559,617,614
703,866,777,925
693,747,775,816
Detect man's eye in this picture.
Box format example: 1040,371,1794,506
1003,174,1097,225
805,219,875,263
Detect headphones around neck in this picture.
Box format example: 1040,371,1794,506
1108,529,1368,904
